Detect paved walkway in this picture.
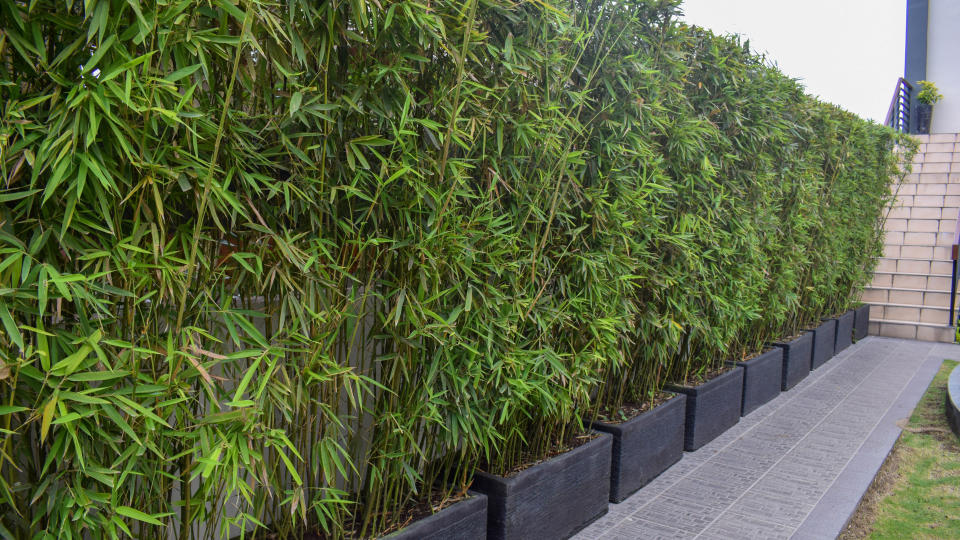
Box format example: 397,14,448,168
574,337,960,540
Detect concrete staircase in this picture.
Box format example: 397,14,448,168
864,133,960,342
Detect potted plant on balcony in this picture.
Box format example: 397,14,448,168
916,80,942,135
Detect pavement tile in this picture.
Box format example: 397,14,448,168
697,511,795,540
727,489,814,527
601,517,690,540
638,495,726,533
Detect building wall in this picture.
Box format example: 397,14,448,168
927,0,960,132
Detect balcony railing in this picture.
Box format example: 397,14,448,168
885,77,913,133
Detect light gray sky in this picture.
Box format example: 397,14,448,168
680,0,905,122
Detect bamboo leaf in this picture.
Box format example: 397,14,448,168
40,394,57,443
115,506,165,526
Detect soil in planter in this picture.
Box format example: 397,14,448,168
778,332,805,343
595,392,674,424
302,489,473,539
479,431,600,479
678,363,736,387
736,347,776,362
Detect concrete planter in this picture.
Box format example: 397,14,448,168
592,394,686,502
810,319,837,370
729,348,783,416
472,432,611,540
773,332,813,391
667,367,744,451
853,304,870,341
834,310,855,353
385,492,487,540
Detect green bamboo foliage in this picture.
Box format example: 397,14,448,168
0,0,911,538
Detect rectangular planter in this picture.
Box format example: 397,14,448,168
729,348,783,416
810,319,837,370
591,394,686,502
386,492,487,539
853,303,870,341
667,367,744,451
773,332,813,391
472,432,611,540
834,310,855,353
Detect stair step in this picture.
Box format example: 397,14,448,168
882,231,955,246
864,285,951,294
869,273,954,292
902,173,960,184
872,271,952,278
892,195,960,208
862,288,952,308
883,218,957,234
883,245,955,259
875,258,954,274
870,302,949,312
871,318,953,328
869,303,952,325
878,256,953,263
869,318,955,342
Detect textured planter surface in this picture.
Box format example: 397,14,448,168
592,394,685,502
948,364,960,439
810,319,837,370
472,432,611,540
834,310,855,353
853,304,870,341
774,332,813,391
917,103,932,134
386,492,487,540
667,367,743,451
732,348,783,416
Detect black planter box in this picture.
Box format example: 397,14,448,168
386,492,487,539
729,348,783,416
810,319,837,370
917,103,932,134
773,332,813,391
591,394,685,502
472,432,611,540
834,310,855,353
667,367,743,451
853,304,870,341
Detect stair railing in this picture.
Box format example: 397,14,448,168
885,77,913,133
951,210,960,326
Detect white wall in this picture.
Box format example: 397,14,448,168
927,0,960,133
680,0,903,122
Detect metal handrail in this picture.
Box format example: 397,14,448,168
951,212,960,326
885,77,913,133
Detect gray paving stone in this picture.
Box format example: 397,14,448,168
686,461,766,491
698,511,795,540
571,337,944,540
639,495,726,533
728,489,814,526
603,518,690,540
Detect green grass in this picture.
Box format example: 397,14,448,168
863,359,960,539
